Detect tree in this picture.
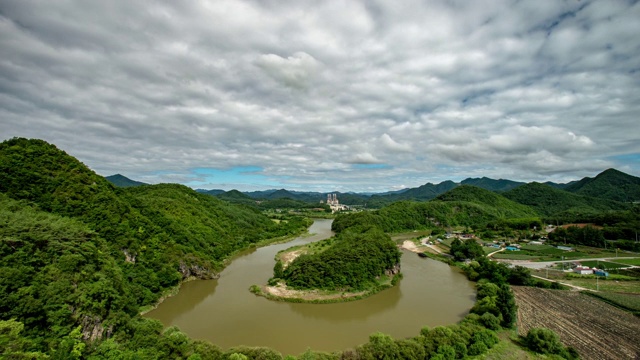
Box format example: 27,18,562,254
273,260,284,279
524,328,564,355
508,266,532,286
357,332,400,360
52,326,85,360
496,284,517,328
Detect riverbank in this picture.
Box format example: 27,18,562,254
251,232,402,303
139,219,313,315
250,273,402,304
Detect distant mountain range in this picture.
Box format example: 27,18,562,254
105,168,640,209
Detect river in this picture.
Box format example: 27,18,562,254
144,219,475,355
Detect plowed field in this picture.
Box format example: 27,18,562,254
513,287,640,360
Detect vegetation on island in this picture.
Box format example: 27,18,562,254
254,221,402,302
277,226,401,291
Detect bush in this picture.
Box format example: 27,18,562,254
480,312,501,330
467,342,488,356
524,328,564,355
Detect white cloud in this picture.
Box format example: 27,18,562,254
1,0,639,191
256,52,321,89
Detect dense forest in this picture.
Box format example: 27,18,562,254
0,138,311,358
277,226,401,291
332,186,540,235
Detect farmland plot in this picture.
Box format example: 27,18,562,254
513,287,640,360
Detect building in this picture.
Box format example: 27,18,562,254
573,267,593,275
594,269,609,277
325,193,348,213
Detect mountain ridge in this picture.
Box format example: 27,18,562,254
199,169,640,208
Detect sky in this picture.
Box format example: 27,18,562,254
1,0,639,192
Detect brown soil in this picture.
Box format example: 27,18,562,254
262,283,367,301
513,286,640,359
401,240,422,253
280,249,304,267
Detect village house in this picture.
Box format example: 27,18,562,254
573,266,593,275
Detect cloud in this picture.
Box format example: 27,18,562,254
256,52,321,89
1,0,639,191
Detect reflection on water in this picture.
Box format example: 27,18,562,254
145,219,475,355
151,279,219,325
287,282,402,322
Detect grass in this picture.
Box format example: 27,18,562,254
389,230,432,243
440,238,454,247
519,244,555,251
475,330,542,359
483,247,500,255
531,268,640,293
561,278,640,293
583,291,640,314
578,260,630,269
614,258,640,266
492,253,541,260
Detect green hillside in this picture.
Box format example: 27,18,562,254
366,180,458,207
0,193,137,345
214,189,260,207
0,138,311,356
435,185,538,218
105,174,147,187
333,188,539,234
564,168,640,202
460,177,524,192
123,184,310,265
503,182,629,217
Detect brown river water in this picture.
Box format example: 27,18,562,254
144,219,475,355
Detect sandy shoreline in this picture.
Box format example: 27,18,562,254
260,283,367,301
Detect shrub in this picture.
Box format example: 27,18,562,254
467,342,488,356
480,312,501,330
524,328,564,355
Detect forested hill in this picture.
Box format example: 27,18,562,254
564,168,640,202
434,185,538,218
0,137,310,355
460,177,524,192
105,173,147,187
503,182,630,217
332,188,540,234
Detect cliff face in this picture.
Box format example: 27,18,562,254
178,260,218,280
384,263,401,277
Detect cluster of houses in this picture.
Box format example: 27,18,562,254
482,242,520,251
572,265,609,277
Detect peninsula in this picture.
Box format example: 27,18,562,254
252,224,402,303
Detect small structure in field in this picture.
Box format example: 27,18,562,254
505,246,520,251
594,269,609,277
573,266,593,275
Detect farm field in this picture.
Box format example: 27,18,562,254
615,258,640,266
494,243,628,261
579,260,630,269
492,253,540,260
513,287,640,360
583,292,640,314
531,268,640,293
